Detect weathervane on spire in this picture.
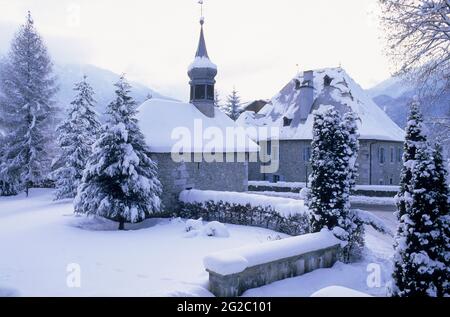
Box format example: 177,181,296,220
198,0,205,25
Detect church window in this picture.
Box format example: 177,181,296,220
379,147,385,164
207,85,214,100
195,85,206,99
303,147,311,162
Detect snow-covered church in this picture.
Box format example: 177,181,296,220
237,68,405,186
136,18,258,211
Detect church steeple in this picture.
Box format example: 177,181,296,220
195,19,209,58
188,6,217,118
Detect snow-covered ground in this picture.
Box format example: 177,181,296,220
0,189,396,297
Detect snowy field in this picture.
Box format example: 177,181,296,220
0,189,396,297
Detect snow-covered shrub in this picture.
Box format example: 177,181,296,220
299,187,310,200
185,218,203,232
308,107,362,262
203,221,230,238
179,190,310,236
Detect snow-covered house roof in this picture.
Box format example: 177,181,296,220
137,98,259,153
237,68,405,142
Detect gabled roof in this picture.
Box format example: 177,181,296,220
137,99,259,153
237,68,405,142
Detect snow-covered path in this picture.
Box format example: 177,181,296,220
0,189,396,297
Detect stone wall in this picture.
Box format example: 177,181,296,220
150,153,249,213
207,244,341,297
249,139,403,185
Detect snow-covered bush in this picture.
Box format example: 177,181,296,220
299,187,310,200
179,190,310,236
185,218,203,232
307,107,362,262
203,221,230,238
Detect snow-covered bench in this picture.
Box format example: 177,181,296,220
204,230,343,297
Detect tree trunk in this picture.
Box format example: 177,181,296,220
25,184,29,198
118,221,125,231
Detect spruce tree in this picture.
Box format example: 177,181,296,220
342,111,364,259
432,144,450,296
224,89,242,121
396,101,427,221
74,76,162,230
52,76,100,200
0,12,58,196
392,143,449,297
307,108,361,261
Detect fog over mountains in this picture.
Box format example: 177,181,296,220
54,64,173,118
368,77,449,129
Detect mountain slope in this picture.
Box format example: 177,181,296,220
368,77,449,128
54,64,172,117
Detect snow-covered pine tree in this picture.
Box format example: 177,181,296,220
392,143,449,297
224,89,242,121
342,111,365,259
0,12,58,196
396,100,427,222
74,76,162,230
307,107,361,261
432,144,450,296
214,89,221,109
0,134,16,196
52,76,100,200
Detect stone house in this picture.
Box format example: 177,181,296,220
237,68,405,186
136,19,258,211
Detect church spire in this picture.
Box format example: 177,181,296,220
187,0,217,118
195,20,209,58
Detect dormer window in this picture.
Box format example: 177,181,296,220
294,79,301,90
283,117,293,127
324,75,333,86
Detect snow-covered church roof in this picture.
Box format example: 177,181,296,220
137,98,259,153
237,67,405,142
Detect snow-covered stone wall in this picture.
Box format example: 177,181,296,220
204,230,343,297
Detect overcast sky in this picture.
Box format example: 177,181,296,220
0,0,392,102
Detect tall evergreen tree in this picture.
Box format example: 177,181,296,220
432,144,450,296
0,12,58,196
0,134,16,196
396,101,427,221
214,89,221,109
224,89,242,121
52,76,100,200
307,108,361,261
392,143,449,297
74,76,162,230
